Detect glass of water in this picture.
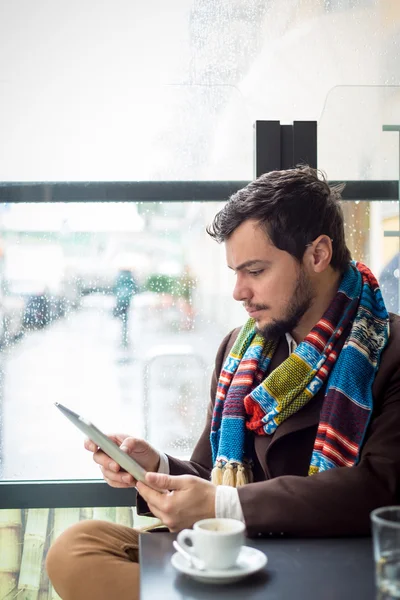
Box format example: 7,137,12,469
371,506,400,598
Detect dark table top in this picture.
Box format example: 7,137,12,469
139,532,376,600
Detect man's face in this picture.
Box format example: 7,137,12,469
225,219,315,340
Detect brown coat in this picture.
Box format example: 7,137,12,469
163,313,400,538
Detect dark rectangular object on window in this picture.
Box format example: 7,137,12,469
293,121,317,169
254,120,281,177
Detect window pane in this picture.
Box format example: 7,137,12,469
319,86,400,180
2,1,400,180
340,199,400,313
0,201,246,481
0,198,398,481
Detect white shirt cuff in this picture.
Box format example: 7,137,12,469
215,485,245,523
157,453,170,474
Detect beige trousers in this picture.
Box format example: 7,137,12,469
46,519,144,600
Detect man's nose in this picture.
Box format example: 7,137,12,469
232,276,251,302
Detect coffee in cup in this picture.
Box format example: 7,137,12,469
176,518,245,570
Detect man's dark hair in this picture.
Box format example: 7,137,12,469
207,165,352,272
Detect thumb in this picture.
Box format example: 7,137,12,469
119,437,145,453
145,472,186,491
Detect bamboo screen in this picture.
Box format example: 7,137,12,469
0,506,159,599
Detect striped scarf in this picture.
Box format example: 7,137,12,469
210,262,390,487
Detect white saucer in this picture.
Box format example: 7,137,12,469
171,545,267,585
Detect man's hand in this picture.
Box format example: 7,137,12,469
136,472,216,532
84,435,161,488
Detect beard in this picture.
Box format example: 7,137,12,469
256,268,315,341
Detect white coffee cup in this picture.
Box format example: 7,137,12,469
176,518,245,570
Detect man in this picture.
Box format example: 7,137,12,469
46,166,400,600
113,268,139,347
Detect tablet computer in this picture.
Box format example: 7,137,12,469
54,402,147,483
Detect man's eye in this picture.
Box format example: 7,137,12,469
249,270,263,276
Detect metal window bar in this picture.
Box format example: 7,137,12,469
0,180,399,203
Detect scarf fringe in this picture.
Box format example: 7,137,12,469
211,460,253,487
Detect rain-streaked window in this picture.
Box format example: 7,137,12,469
2,1,400,182
0,199,397,480
323,0,374,12
0,0,399,482
0,201,246,480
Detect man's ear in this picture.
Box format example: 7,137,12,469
307,235,333,273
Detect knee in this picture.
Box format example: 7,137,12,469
46,520,100,586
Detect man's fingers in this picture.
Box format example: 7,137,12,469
106,470,136,485
98,465,136,487
84,438,98,452
84,437,121,472
145,472,187,491
118,437,138,452
92,450,118,471
146,502,165,523
84,434,139,455
136,481,165,512
91,447,128,474
103,475,136,489
102,470,137,487
136,473,188,510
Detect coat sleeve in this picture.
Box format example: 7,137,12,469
238,359,400,538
